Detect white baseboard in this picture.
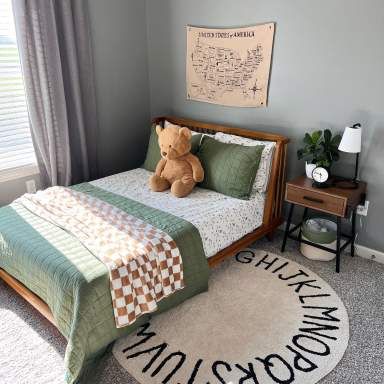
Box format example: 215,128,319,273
278,222,384,265
354,244,384,264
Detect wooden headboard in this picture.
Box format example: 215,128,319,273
153,116,290,230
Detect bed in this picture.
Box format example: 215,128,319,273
0,116,289,383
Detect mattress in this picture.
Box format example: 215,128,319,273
91,168,265,258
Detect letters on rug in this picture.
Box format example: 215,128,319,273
113,250,349,384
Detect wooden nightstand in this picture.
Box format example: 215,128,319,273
281,175,367,272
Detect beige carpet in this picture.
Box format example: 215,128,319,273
113,250,349,384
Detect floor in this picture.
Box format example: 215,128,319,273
0,232,383,384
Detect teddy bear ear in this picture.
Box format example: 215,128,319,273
179,127,192,140
155,125,163,135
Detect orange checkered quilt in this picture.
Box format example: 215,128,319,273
19,187,184,328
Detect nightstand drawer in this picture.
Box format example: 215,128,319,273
286,185,347,216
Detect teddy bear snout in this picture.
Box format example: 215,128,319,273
163,148,178,159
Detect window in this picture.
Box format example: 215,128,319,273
0,0,37,181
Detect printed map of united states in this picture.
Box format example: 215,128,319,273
190,40,264,101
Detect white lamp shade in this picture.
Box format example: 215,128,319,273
338,126,361,153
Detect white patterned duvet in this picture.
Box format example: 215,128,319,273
91,168,265,258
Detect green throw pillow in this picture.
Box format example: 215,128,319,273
142,125,161,171
143,125,202,172
197,136,264,200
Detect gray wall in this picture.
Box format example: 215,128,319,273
88,0,150,177
145,0,384,251
0,174,41,206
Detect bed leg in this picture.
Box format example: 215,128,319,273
266,230,275,242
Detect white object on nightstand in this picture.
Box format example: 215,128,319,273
305,162,316,179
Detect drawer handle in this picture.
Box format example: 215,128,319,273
303,196,324,204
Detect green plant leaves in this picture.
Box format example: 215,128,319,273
303,131,322,146
311,130,322,144
303,133,313,145
323,129,332,144
331,134,342,146
297,129,342,169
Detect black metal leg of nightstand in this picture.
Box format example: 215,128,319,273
281,203,295,252
336,216,341,273
299,207,309,241
351,208,356,257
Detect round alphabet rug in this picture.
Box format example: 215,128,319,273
113,250,349,384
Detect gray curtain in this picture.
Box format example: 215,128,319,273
12,0,99,187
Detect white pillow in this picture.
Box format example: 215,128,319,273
214,132,276,193
164,120,178,128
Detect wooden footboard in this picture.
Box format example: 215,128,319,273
0,116,289,328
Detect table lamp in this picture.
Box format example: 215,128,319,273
336,123,362,189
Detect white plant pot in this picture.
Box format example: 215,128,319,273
305,162,316,179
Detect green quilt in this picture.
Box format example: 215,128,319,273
0,183,209,383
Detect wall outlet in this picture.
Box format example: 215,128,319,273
357,200,369,216
25,179,36,193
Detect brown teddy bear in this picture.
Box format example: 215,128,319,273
149,124,204,198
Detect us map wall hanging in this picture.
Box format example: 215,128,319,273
186,23,275,108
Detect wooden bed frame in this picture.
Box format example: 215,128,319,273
0,115,289,327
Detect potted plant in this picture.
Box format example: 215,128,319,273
297,129,342,179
